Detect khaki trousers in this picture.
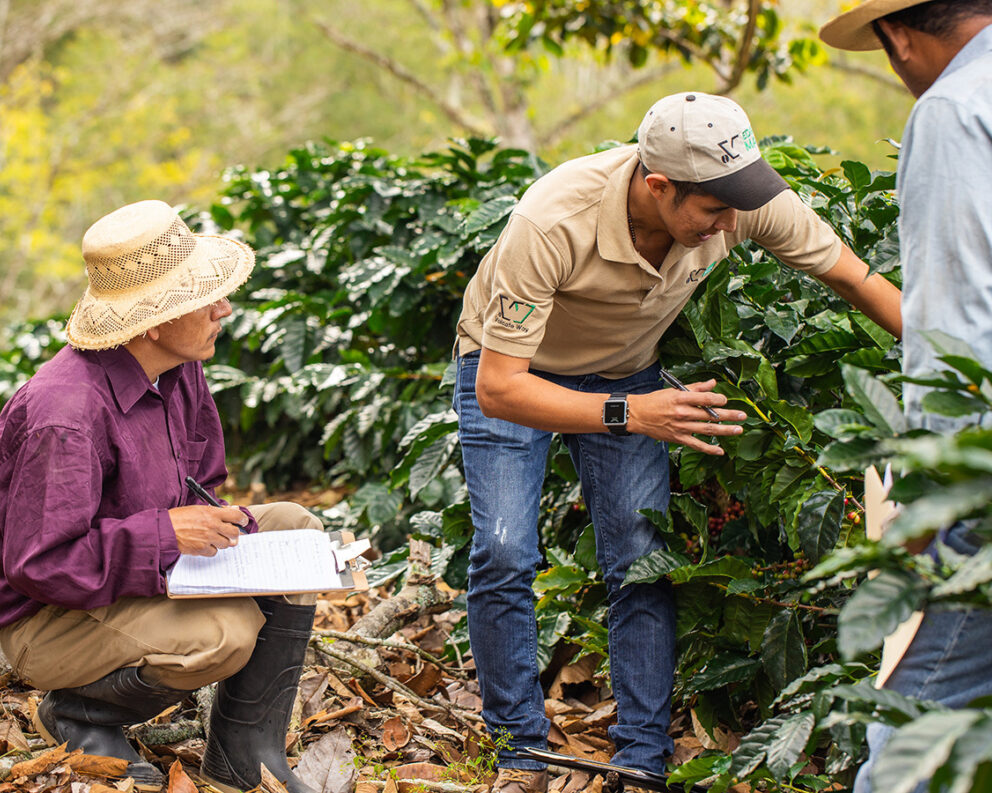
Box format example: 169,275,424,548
0,501,321,691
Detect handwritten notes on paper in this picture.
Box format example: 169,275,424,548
167,529,351,597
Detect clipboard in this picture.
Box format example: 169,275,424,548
166,529,370,598
865,465,924,688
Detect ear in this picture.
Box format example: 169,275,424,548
877,18,913,63
644,173,671,200
145,325,161,342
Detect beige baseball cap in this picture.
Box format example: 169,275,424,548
637,92,788,211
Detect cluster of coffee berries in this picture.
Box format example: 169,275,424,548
707,499,745,542
843,497,861,525
753,555,809,581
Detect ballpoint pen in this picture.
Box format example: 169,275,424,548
184,475,223,507
185,475,248,533
658,368,722,420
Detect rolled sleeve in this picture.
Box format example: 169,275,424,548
748,190,842,277
480,215,569,359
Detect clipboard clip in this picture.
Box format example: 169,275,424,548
330,539,372,574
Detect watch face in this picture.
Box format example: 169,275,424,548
603,399,627,425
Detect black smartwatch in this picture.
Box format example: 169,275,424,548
602,392,630,436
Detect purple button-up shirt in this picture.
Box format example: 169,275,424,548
0,345,258,627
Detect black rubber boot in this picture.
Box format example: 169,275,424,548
33,667,191,791
200,598,318,793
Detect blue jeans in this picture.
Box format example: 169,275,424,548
454,351,677,772
854,525,992,793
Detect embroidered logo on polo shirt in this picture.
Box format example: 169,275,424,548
686,260,720,285
495,295,535,332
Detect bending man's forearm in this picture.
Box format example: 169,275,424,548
817,245,903,339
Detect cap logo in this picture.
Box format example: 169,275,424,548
717,127,757,165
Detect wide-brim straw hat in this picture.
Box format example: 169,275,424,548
820,0,928,51
66,200,255,350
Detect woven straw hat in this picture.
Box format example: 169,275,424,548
820,0,929,51
66,200,255,350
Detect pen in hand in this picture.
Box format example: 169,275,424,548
184,475,248,534
658,369,722,420
184,475,223,507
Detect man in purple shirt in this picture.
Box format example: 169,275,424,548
0,200,320,793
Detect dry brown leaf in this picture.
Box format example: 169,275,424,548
166,759,198,793
324,672,356,700
432,739,463,766
575,733,612,751
670,735,704,766
393,699,425,726
580,700,617,729
388,661,415,679
561,717,589,735
152,737,206,765
381,716,410,752
294,728,357,793
446,686,482,711
10,742,72,777
560,769,594,793
402,664,442,698
544,699,581,717
298,672,331,721
0,718,28,752
149,703,181,724
66,752,129,777
548,654,600,700
348,679,378,706
562,733,599,756
86,785,123,793
547,721,569,747
417,718,463,741
392,762,449,782
303,697,364,729
690,709,739,752
383,776,400,793
406,627,445,655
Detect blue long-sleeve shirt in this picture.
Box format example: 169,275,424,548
899,24,992,431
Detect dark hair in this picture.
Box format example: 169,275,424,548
638,160,709,206
874,0,992,50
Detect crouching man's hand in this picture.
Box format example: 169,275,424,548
168,505,248,556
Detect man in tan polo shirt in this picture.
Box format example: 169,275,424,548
453,91,902,793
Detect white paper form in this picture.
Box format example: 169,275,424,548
167,529,344,596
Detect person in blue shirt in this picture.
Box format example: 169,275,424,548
820,2,992,791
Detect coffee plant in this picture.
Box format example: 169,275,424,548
3,133,990,792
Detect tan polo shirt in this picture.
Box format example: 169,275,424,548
456,145,841,378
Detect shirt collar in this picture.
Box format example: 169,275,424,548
596,148,642,264
934,22,992,85
89,347,182,413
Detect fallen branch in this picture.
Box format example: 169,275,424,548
313,640,486,742
358,777,486,793
325,539,451,681
132,719,203,746
315,628,469,679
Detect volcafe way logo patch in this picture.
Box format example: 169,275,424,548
717,127,758,164
495,295,535,332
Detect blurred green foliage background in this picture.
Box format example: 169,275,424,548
0,0,911,324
